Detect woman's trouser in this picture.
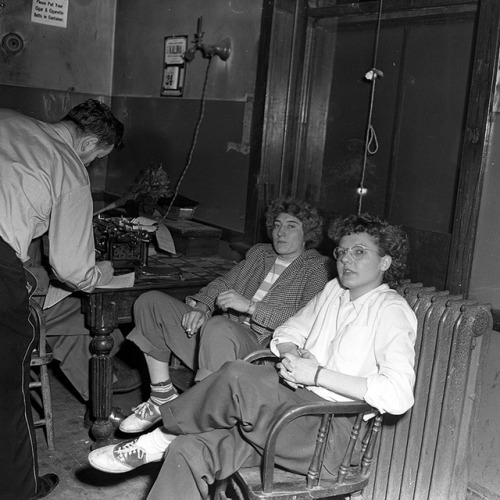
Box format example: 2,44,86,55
127,291,262,381
147,360,352,500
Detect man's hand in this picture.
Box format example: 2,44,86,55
96,260,114,286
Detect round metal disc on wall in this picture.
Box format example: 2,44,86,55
2,32,24,55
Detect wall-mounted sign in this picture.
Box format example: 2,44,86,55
31,0,69,28
161,36,188,97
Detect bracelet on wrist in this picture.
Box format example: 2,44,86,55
314,366,324,387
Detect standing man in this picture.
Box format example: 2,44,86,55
0,99,124,500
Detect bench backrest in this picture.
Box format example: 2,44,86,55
363,281,493,500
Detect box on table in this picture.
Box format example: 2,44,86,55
164,219,222,257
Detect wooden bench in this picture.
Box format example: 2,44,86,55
214,280,493,500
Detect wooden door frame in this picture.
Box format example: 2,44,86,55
245,0,500,297
244,0,309,244
445,0,500,295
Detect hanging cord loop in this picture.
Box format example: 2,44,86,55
357,0,384,215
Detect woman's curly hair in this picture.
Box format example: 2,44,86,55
265,197,324,249
328,213,409,287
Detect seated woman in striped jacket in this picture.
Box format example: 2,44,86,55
117,196,333,434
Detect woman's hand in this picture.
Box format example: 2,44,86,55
276,342,302,357
216,290,253,314
182,303,209,337
277,349,319,389
280,352,369,399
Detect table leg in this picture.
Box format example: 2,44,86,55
89,302,116,449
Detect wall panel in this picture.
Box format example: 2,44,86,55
109,0,263,232
0,0,116,95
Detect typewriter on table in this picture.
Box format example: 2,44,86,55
93,216,155,270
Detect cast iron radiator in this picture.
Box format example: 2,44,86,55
363,281,493,500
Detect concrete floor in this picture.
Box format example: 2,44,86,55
35,364,162,500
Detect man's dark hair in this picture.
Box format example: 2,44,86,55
328,213,410,287
62,99,124,149
265,196,324,249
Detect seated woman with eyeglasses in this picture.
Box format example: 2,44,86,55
88,213,417,500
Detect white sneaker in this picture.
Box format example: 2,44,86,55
88,436,164,473
119,399,162,433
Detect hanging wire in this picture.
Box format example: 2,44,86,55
357,0,384,215
160,57,213,221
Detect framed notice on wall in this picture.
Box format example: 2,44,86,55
161,36,188,97
31,0,69,28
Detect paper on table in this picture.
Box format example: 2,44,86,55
155,222,176,254
43,272,136,310
43,285,73,310
97,271,135,289
131,216,158,232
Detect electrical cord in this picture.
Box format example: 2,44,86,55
161,57,213,221
357,0,384,215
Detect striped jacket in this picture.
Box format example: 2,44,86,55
188,243,333,343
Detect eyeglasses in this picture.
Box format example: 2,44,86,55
333,245,381,261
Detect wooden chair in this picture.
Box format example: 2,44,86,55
213,349,382,500
214,282,493,500
29,298,55,450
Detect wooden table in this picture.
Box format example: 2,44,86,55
81,254,234,447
